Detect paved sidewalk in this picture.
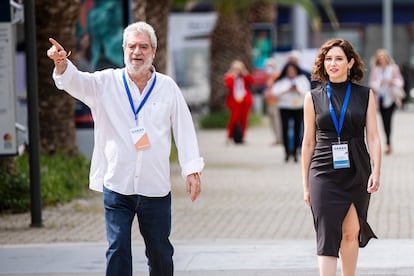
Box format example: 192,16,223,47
1,239,414,275
1,107,414,275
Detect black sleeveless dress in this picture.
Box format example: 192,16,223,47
309,81,377,257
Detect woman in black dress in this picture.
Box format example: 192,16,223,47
301,39,382,276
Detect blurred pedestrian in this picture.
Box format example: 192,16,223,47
224,60,254,144
73,32,93,72
400,63,411,108
302,38,382,276
263,58,282,145
271,62,310,162
286,50,311,81
369,49,405,154
287,49,320,89
47,21,204,276
73,32,94,128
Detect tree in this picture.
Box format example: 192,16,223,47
209,1,249,112
209,0,277,112
0,158,16,174
208,0,337,112
132,0,172,74
0,0,81,211
35,0,80,155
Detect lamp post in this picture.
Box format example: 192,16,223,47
23,0,42,227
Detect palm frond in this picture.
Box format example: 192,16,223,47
319,0,340,30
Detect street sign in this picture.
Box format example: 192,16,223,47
0,1,17,156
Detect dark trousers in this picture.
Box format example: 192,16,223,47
279,108,303,158
379,99,395,146
103,186,173,276
227,100,252,141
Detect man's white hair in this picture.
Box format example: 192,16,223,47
122,21,157,49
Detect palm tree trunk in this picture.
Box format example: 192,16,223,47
132,0,172,74
35,0,80,155
248,0,277,23
209,1,254,112
132,0,146,21
0,157,16,174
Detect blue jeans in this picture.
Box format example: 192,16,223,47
103,186,174,276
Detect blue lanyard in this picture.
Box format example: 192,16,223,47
326,82,351,142
122,70,157,121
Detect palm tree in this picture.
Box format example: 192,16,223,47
132,0,172,74
0,158,16,174
208,0,337,112
276,0,338,32
131,0,146,22
35,0,80,155
209,0,278,112
1,1,81,183
248,0,277,23
209,0,248,112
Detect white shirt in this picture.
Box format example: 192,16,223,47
233,77,246,102
369,64,404,108
53,60,204,196
271,75,310,109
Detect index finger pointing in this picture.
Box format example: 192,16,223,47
49,38,64,51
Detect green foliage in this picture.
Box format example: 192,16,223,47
170,138,178,162
199,109,231,129
248,111,262,126
0,152,90,213
171,0,337,32
199,109,262,129
39,152,90,206
171,0,189,11
0,169,30,213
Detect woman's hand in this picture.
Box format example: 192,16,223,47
367,173,380,193
303,190,311,207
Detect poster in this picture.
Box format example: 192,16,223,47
73,0,129,128
75,0,128,71
0,2,17,156
168,12,217,109
252,23,274,70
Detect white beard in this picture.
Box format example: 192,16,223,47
125,56,153,76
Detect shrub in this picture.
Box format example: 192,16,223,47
0,152,90,213
199,109,230,129
0,169,30,213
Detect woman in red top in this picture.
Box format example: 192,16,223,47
224,60,254,144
